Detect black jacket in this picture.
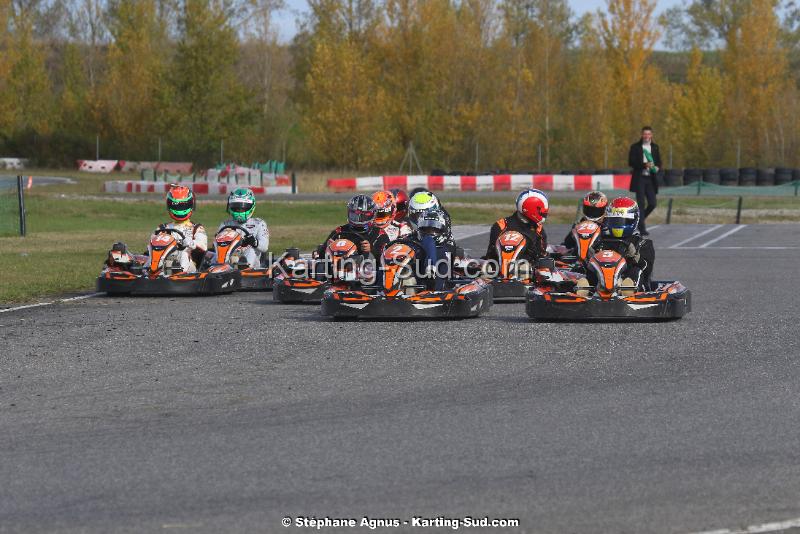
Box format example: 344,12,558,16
596,232,655,288
484,213,548,262
628,140,662,194
317,224,389,260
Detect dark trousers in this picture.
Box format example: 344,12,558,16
635,175,657,231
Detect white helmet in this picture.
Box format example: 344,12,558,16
408,191,440,229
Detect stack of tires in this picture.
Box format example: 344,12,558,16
683,168,703,185
756,168,775,186
703,168,721,184
738,168,757,186
775,168,793,185
665,168,683,187
720,168,739,186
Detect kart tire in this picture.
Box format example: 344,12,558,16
739,167,757,186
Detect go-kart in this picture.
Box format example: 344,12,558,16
547,220,603,270
97,226,239,296
526,248,691,320
487,230,536,301
320,241,493,319
212,224,273,290
272,238,365,303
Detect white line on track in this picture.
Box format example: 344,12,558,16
674,246,800,250
0,292,101,314
698,224,747,248
669,224,724,249
689,515,800,534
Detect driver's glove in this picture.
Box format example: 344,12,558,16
242,234,257,248
181,236,195,249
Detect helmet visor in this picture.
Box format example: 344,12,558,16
168,199,193,212
349,208,375,225
583,205,606,220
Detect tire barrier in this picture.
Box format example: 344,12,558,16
104,181,293,195
720,168,739,186
739,167,757,186
756,168,775,186
327,174,633,192
684,168,703,185
775,168,794,185
703,168,721,185
665,168,684,187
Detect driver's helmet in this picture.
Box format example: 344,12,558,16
389,188,409,220
408,191,440,229
605,197,640,238
581,191,608,222
347,194,377,230
416,208,448,244
167,185,194,221
516,189,549,224
227,187,256,223
371,190,396,229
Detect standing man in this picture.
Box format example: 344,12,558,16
628,126,661,235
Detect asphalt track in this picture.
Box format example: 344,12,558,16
1,224,799,534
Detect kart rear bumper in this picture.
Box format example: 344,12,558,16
321,280,493,319
526,282,691,321
97,267,240,296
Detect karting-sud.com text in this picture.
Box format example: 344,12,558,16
283,516,520,529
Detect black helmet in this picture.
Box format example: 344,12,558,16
416,208,448,244
347,194,377,230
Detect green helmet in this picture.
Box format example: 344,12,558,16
227,188,256,223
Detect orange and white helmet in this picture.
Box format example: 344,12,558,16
371,190,396,228
582,191,609,222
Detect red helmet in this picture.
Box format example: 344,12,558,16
390,188,409,220
516,189,549,224
371,190,395,228
582,191,608,222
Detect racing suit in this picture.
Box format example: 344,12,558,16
316,223,390,261
217,217,269,268
562,217,595,252
594,230,655,288
382,220,413,242
155,220,208,273
394,235,461,291
484,213,548,262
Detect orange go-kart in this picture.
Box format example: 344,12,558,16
527,247,691,321
272,238,366,303
321,241,493,319
212,224,274,291
97,227,239,296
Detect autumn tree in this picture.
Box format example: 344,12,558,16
557,13,615,169
599,0,670,155
723,0,788,166
100,0,170,159
172,0,255,165
666,48,724,167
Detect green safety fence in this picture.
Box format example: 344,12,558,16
0,178,23,236
662,180,800,197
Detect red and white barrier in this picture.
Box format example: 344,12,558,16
327,174,632,192
104,180,293,195
78,160,119,173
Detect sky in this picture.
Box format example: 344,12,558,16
270,0,684,43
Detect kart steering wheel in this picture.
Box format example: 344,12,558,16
156,226,186,240
218,224,252,238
